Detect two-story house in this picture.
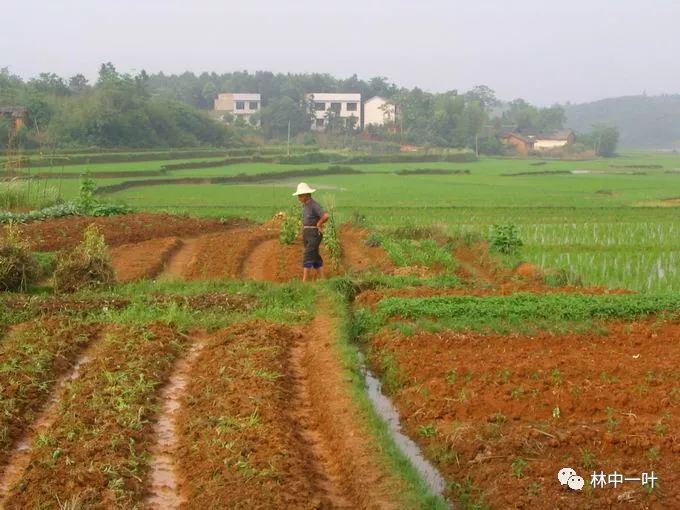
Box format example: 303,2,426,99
214,93,261,124
305,93,361,131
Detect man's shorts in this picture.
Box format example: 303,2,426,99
302,228,323,269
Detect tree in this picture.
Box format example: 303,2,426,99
68,74,90,95
465,85,498,110
201,81,217,107
258,96,310,138
591,124,619,157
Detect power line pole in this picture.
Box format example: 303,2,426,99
287,120,291,157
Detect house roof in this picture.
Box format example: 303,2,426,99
0,106,27,117
527,129,574,141
365,96,393,104
503,132,533,144
232,93,260,101
305,93,361,101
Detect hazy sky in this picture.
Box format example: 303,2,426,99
3,0,679,105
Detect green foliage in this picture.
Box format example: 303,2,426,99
279,206,301,245
511,458,529,479
0,180,59,210
0,202,80,223
77,177,97,211
4,64,235,150
323,200,342,271
488,224,523,255
382,238,456,270
502,99,566,133
377,293,680,324
566,94,680,149
258,96,311,138
0,223,40,291
577,124,620,157
53,224,115,293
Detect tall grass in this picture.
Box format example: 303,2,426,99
0,179,59,210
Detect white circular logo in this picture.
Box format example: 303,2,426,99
558,467,577,485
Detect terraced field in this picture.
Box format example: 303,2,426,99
1,211,678,509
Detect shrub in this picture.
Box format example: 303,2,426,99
53,224,115,293
488,224,523,255
0,223,40,291
324,205,342,271
279,206,301,245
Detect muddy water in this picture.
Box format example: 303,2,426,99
0,341,98,503
145,338,205,509
360,358,449,499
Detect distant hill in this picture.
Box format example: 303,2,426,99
565,95,680,150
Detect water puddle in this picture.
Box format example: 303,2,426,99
145,337,206,509
360,356,449,499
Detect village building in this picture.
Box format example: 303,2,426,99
213,93,261,124
305,93,361,131
502,132,535,155
363,96,397,128
502,129,575,154
0,106,27,131
528,129,575,150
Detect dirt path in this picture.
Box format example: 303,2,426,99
291,304,402,508
241,237,279,281
144,334,207,509
455,245,498,287
157,238,200,281
0,335,100,504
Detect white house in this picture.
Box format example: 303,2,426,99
214,93,261,124
528,130,575,150
305,93,361,131
363,96,397,128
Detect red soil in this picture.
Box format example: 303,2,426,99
369,319,680,509
175,316,403,508
101,218,395,284
111,237,183,282
15,213,245,252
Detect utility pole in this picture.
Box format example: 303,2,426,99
287,120,291,157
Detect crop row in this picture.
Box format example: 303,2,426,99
0,319,100,466
381,238,457,270
4,323,185,508
376,293,680,323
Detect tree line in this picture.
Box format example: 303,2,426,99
0,64,233,150
1,65,618,155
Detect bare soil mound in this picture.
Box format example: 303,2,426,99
111,237,183,283
370,319,680,508
16,213,247,252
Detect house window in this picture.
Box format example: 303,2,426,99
346,102,357,112
249,101,259,110
235,101,245,110
314,102,326,111
330,102,342,113
315,118,325,128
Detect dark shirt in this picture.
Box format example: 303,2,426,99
302,199,326,227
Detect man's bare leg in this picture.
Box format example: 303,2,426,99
303,268,310,282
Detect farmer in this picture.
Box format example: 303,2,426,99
292,182,329,282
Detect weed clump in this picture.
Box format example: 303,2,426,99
488,224,523,255
279,206,301,245
53,224,115,292
324,201,342,271
0,223,40,291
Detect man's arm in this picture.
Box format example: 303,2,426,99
317,212,329,229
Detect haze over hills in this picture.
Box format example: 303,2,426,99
565,94,680,150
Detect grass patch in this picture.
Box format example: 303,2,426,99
324,285,450,509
